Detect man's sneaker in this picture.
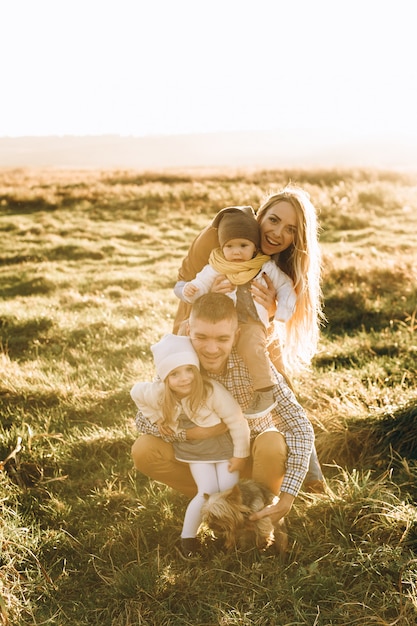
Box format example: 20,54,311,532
244,390,277,418
176,537,201,560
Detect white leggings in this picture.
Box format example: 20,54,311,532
181,461,239,539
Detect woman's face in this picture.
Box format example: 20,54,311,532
259,201,297,256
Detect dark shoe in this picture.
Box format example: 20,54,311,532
206,535,226,554
244,390,277,418
176,537,201,560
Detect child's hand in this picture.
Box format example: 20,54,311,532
183,283,199,299
157,420,174,437
228,457,248,473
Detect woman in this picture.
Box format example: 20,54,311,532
173,186,325,376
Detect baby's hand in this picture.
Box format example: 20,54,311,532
183,283,199,299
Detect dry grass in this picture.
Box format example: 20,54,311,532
1,166,417,625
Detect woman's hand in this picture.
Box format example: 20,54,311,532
211,274,234,294
251,272,277,318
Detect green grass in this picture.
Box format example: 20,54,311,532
1,167,417,625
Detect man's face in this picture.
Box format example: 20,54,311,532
188,317,238,374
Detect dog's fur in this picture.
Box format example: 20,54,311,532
201,479,288,554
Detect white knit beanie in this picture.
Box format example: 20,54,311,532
151,334,200,381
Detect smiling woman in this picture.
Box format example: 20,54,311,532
173,186,324,376
259,201,297,257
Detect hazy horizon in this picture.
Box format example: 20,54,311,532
2,1,417,152
1,130,416,171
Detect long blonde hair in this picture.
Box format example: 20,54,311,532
257,186,325,371
161,365,213,428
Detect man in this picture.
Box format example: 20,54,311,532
132,293,316,530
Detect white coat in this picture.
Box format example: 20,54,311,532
130,378,250,459
183,259,296,325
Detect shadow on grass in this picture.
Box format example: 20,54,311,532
323,265,417,336
0,246,106,272
63,391,133,428
67,433,133,476
47,245,106,261
0,389,133,432
314,342,403,370
0,254,46,266
0,275,56,299
0,314,54,355
324,291,384,334
0,312,151,368
0,197,59,214
317,401,417,471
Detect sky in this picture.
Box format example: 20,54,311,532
2,0,417,140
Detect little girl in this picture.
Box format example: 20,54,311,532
130,333,250,558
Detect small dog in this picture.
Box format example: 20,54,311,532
201,479,288,554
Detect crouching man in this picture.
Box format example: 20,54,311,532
132,293,315,546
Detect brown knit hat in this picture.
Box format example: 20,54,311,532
217,211,260,248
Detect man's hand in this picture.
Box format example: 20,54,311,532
186,423,228,441
249,492,295,523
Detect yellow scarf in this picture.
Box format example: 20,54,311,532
209,248,271,285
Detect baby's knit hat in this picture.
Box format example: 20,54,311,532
217,210,260,249
151,334,200,381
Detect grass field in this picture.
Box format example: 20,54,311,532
1,166,417,625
